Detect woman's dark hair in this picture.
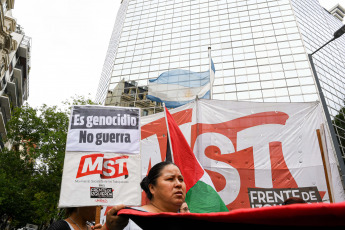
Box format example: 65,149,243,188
140,161,177,200
282,197,306,205
64,207,76,217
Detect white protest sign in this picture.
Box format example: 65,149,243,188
58,152,141,207
66,105,140,154
58,105,141,207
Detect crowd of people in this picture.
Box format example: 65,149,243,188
48,162,189,230
48,161,307,230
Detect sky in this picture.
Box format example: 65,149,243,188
13,0,121,108
12,0,345,108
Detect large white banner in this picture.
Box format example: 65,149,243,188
58,105,141,207
139,99,345,210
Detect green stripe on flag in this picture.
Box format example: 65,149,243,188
185,180,228,213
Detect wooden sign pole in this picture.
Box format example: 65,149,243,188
316,129,333,203
95,206,101,225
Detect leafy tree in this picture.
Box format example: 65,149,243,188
0,95,97,230
0,146,35,229
332,105,345,165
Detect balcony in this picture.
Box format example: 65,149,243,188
19,36,31,70
22,78,28,101
4,7,16,33
8,32,23,63
0,112,7,138
0,96,11,121
0,35,12,53
0,76,6,91
6,81,17,107
13,67,23,106
0,95,10,139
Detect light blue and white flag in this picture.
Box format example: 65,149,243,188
147,59,215,108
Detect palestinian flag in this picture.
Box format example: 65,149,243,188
164,107,228,213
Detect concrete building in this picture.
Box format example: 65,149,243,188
0,0,31,149
105,79,164,116
329,4,345,21
96,0,345,184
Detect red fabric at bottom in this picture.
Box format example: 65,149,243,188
118,202,345,229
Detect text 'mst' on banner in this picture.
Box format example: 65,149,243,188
139,99,345,211
58,105,141,208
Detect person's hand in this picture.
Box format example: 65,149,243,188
103,205,129,230
91,224,102,230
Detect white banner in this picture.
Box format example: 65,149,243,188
139,99,345,210
59,105,141,207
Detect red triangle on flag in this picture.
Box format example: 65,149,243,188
165,107,204,192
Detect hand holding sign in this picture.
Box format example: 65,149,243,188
102,205,129,230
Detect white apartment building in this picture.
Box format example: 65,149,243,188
0,0,31,149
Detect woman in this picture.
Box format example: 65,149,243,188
48,206,102,230
104,161,186,230
179,202,190,213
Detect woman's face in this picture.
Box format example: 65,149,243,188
179,202,190,213
149,164,186,208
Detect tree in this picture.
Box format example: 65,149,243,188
0,95,97,230
332,104,345,165
0,146,36,229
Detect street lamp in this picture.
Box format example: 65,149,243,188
311,24,345,55
308,24,345,187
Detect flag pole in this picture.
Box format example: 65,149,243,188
208,47,213,99
95,206,101,224
195,95,200,159
163,103,174,162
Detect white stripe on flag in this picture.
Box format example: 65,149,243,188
149,82,211,102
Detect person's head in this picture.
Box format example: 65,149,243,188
64,206,96,221
282,197,306,205
77,206,97,222
65,207,77,217
140,162,186,210
179,202,190,213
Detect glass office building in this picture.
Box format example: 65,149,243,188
95,0,345,181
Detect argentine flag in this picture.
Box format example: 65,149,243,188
147,59,215,108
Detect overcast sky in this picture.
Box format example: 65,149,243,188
13,0,121,108
13,0,345,108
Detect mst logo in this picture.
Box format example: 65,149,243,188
76,153,129,179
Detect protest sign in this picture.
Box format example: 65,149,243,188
58,105,141,207
66,105,140,153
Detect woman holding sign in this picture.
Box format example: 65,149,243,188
103,161,186,230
